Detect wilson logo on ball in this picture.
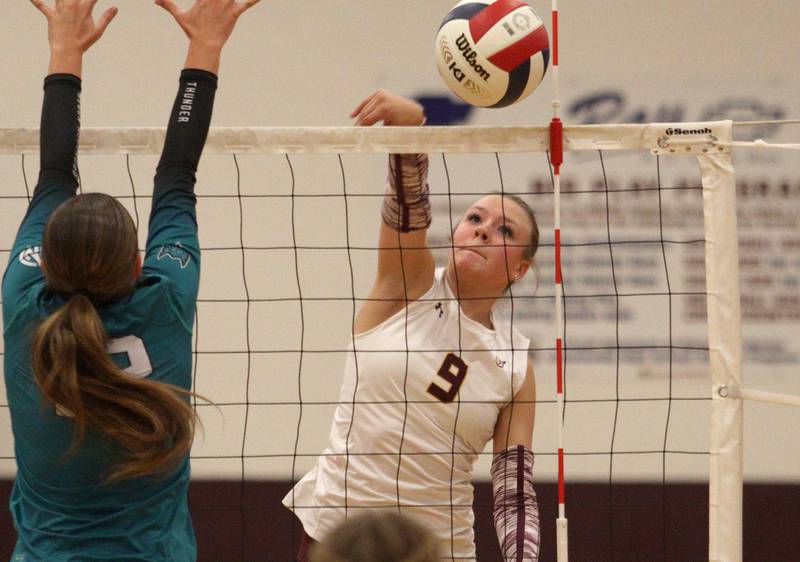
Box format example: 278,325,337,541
435,0,550,108
439,36,492,101
455,33,491,81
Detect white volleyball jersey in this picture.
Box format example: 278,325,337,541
283,268,530,560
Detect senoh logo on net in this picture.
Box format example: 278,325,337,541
665,127,713,136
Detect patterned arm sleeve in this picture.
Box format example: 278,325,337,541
491,445,541,562
2,74,81,319
382,153,431,232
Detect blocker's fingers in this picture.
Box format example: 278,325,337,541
30,0,54,18
235,0,261,15
94,6,118,37
155,0,182,19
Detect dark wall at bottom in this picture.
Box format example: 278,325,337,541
1,481,798,561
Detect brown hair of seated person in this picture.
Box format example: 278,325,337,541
309,511,440,562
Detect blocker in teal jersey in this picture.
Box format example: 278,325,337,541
2,137,202,561
2,1,261,560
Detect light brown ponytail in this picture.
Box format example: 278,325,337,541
32,193,197,482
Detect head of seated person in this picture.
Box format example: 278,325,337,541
310,511,440,562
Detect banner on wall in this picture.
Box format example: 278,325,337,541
417,83,800,381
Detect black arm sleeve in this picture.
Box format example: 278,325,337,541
39,73,82,189
156,68,218,178
144,69,217,291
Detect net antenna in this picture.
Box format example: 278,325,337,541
548,0,569,560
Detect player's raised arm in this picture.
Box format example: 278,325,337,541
32,0,117,200
3,0,117,310
145,0,260,309
350,91,436,333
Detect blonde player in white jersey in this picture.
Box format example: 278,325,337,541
284,91,540,562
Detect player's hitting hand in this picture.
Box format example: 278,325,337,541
30,0,118,54
156,0,261,47
351,90,426,127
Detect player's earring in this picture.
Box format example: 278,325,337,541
513,273,520,280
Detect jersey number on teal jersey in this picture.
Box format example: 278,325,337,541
108,335,153,379
54,335,153,418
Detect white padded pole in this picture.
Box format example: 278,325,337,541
699,136,743,562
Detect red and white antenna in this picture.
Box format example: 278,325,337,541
549,0,569,560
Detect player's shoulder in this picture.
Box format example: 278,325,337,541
2,244,44,302
130,273,179,316
2,279,49,338
104,274,187,332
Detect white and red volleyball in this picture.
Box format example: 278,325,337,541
435,0,549,108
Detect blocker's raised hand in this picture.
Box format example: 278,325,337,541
31,0,118,55
156,0,260,49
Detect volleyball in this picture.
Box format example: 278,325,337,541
435,0,549,108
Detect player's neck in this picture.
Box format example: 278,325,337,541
460,298,495,330
444,268,496,329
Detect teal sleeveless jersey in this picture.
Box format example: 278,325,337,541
2,175,200,562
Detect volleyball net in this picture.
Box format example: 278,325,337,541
0,122,763,560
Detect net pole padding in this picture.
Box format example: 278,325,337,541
724,386,800,408
698,135,743,562
549,0,568,560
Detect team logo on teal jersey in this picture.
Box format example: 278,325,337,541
157,242,190,269
18,246,42,268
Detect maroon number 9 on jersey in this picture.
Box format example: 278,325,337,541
427,353,469,403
